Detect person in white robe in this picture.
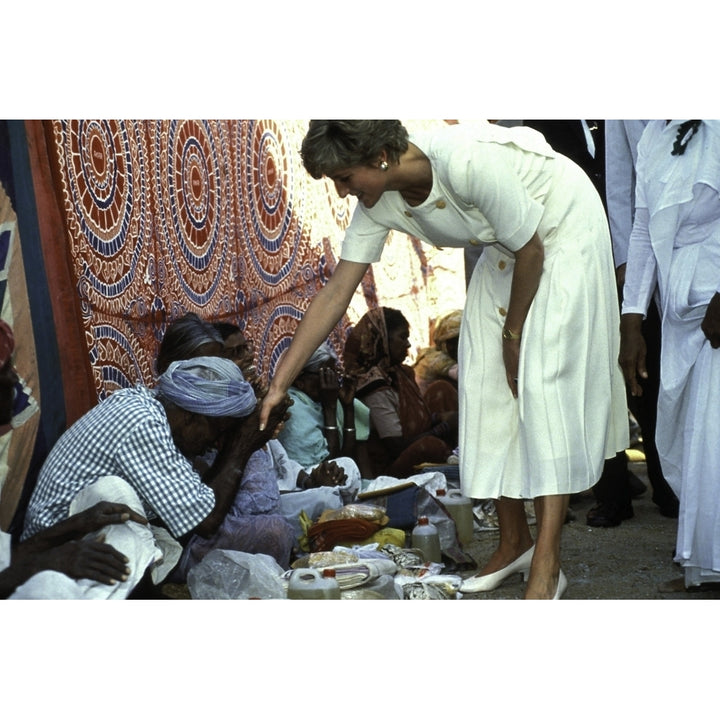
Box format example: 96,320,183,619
620,119,720,587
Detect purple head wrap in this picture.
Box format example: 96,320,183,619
156,357,256,418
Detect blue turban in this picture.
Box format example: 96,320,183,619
156,357,257,418
303,342,338,373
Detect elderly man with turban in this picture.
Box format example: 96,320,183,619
17,357,289,598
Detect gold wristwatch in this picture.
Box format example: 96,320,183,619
502,327,522,341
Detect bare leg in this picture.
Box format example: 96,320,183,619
524,493,569,599
477,497,534,575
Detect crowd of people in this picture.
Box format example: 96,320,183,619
2,118,718,599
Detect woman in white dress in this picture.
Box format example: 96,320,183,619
620,120,720,588
259,120,627,599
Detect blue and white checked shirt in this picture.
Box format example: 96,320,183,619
21,386,215,540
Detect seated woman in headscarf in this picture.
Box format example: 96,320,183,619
413,309,461,414
343,307,457,478
277,342,373,479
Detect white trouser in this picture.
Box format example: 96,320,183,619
10,476,180,599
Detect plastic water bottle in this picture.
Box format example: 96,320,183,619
287,567,341,599
411,516,442,563
438,489,474,546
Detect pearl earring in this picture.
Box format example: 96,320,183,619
380,160,388,171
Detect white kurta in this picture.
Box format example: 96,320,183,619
623,120,720,580
341,122,628,500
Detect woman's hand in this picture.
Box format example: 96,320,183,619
502,232,544,398
502,336,521,398
701,292,720,349
619,313,648,397
259,383,290,431
251,392,293,442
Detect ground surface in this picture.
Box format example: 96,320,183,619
158,457,720,601
458,458,720,600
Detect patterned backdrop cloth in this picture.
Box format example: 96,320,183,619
25,119,467,426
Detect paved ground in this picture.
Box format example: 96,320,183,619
457,457,720,600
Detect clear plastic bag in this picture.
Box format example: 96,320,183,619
186,549,286,599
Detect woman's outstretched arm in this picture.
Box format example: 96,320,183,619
259,259,369,429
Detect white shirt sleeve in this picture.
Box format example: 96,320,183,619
621,207,657,317
605,120,650,268
340,206,390,264
605,120,635,267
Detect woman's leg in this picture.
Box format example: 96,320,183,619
478,496,534,575
525,493,569,598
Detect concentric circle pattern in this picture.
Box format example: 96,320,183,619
58,119,148,300
91,323,145,399
152,119,231,305
235,120,304,287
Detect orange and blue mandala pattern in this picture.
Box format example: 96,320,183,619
47,118,462,404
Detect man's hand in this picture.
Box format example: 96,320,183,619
69,502,148,535
306,460,347,489
702,292,720,349
33,538,132,585
620,313,648,397
21,502,148,553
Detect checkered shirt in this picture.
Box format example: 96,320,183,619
21,386,215,540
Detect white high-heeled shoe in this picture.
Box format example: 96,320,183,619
553,569,567,600
460,545,535,593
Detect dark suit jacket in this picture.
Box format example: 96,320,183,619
523,120,605,207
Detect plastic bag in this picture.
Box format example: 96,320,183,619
187,549,286,599
395,573,464,600
316,504,388,525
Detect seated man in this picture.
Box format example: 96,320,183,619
0,318,148,598
2,502,147,599
157,315,351,573
19,356,289,599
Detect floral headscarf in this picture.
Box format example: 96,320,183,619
343,307,393,394
432,309,462,351
344,307,433,440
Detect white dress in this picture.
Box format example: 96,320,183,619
341,122,628,500
622,120,720,582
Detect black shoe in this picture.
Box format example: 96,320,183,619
628,471,647,498
657,499,679,518
586,501,634,527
